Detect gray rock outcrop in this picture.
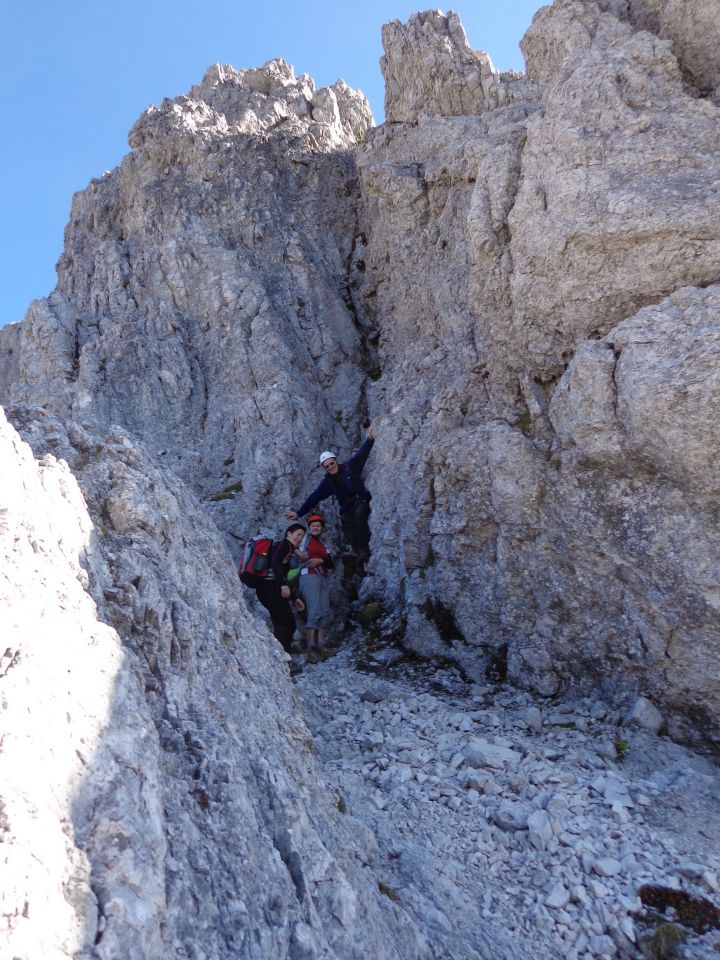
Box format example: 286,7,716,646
1,405,429,959
381,10,538,122
358,2,720,749
511,4,720,384
1,57,375,537
526,0,720,98
627,0,720,96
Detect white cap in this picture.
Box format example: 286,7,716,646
319,450,337,466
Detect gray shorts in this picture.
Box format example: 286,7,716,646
299,574,332,630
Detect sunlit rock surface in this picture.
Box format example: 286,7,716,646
1,406,430,959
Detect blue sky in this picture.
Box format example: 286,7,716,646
0,1,539,327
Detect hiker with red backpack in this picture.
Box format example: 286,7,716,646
251,523,306,657
297,513,335,663
285,423,375,563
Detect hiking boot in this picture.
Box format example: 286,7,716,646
289,658,304,676
306,648,319,664
317,646,334,661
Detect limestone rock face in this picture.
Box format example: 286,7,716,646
0,57,375,544
510,1,720,385
1,405,429,959
628,0,720,96
356,102,538,649
357,3,720,749
528,0,720,97
381,10,538,123
508,285,720,739
521,0,627,84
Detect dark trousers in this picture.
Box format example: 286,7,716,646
341,499,371,560
255,581,296,653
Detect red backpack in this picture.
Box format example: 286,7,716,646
238,536,275,587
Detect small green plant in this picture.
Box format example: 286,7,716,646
512,408,532,436
493,223,511,245
208,480,243,502
615,735,629,762
357,601,384,627
640,923,685,958
378,882,400,902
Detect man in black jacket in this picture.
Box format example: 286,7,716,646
286,424,375,561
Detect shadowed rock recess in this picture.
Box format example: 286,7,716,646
1,3,719,958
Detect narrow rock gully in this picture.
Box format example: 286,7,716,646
289,611,720,960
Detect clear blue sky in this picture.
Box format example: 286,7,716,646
0,1,539,327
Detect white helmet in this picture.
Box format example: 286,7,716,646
319,450,337,466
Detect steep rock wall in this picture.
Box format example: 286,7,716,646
1,404,432,959
356,103,538,649
525,0,720,98
513,3,720,384
626,0,720,96
0,60,375,544
361,3,720,749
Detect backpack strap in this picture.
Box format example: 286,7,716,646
265,540,284,580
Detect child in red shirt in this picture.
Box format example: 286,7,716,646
297,513,334,662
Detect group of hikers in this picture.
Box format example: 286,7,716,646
242,424,375,667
